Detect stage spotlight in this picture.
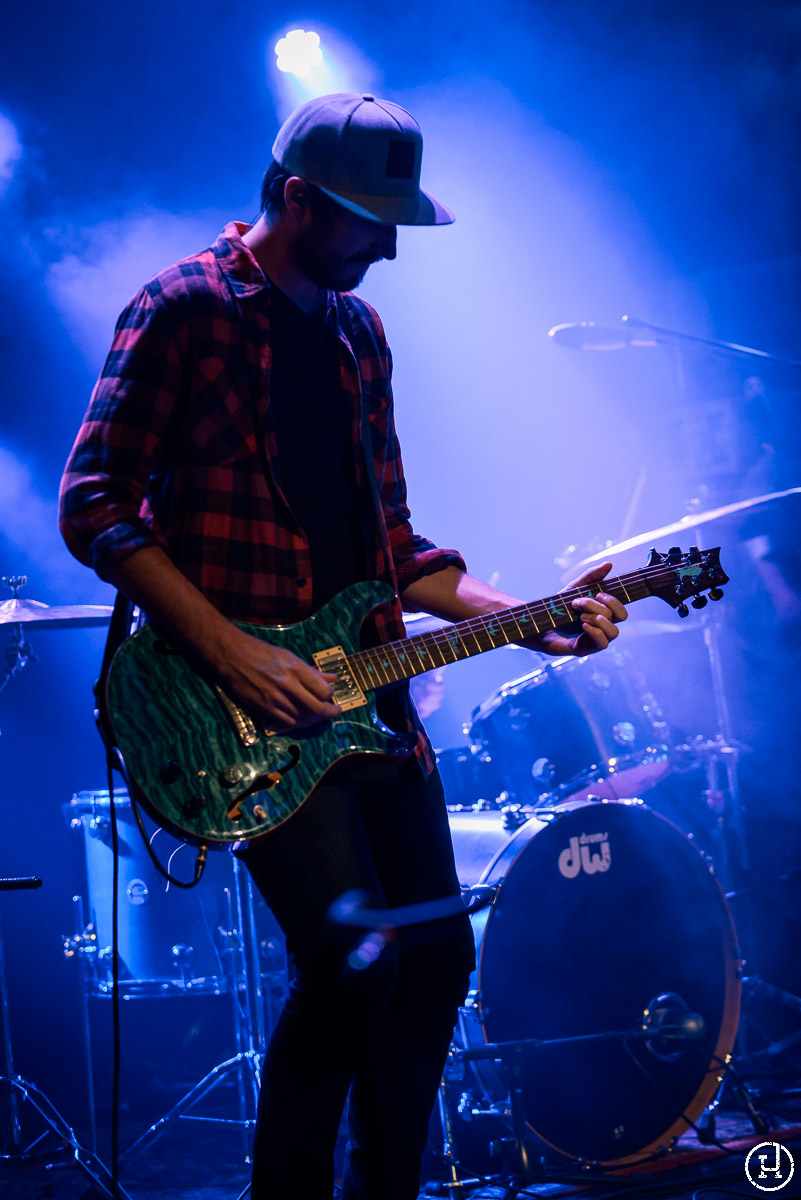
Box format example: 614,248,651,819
274,29,323,78
268,25,373,107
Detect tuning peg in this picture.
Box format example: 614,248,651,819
689,546,702,563
691,594,708,609
667,546,682,563
677,603,689,618
709,588,724,601
647,548,664,565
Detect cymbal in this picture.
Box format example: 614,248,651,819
403,610,449,635
0,596,113,631
624,618,692,638
574,486,801,570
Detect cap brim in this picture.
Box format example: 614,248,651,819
317,185,454,226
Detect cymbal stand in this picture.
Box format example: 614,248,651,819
120,855,266,1166
697,606,748,881
0,877,134,1198
690,604,800,1131
0,577,37,698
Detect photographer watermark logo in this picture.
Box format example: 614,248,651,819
744,1141,794,1192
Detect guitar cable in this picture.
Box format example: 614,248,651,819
126,789,209,890
105,750,121,1200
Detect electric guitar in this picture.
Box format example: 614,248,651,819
103,545,728,846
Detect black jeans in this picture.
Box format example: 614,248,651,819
238,754,475,1200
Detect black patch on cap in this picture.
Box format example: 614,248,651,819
385,139,415,180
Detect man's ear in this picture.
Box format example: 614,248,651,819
284,177,311,221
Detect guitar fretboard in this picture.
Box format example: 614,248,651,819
346,563,679,692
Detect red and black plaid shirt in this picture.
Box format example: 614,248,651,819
59,222,465,764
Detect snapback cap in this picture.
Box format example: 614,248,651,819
272,93,454,226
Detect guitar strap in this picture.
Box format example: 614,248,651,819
95,589,134,740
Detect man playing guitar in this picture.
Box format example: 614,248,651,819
59,93,627,1199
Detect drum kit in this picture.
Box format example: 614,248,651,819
1,483,800,1195
422,487,801,1188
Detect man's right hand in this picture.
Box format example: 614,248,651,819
103,546,341,734
215,628,341,732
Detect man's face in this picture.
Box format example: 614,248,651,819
290,199,397,292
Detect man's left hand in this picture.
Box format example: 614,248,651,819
528,562,627,658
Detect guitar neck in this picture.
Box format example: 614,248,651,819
347,564,668,691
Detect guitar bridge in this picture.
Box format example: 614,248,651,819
213,684,260,747
312,646,367,712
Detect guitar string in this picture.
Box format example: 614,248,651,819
347,558,722,687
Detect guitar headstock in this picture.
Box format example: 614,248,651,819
646,545,729,617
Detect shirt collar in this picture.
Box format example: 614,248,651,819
212,221,271,298
213,221,348,336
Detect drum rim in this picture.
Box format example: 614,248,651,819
469,656,575,727
470,797,742,1166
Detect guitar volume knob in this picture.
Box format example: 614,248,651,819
160,760,183,784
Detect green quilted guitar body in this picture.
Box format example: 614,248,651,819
105,581,415,845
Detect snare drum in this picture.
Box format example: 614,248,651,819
469,651,670,805
64,790,235,995
448,798,741,1164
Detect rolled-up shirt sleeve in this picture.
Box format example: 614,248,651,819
58,284,187,579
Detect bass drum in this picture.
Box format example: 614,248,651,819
449,798,741,1165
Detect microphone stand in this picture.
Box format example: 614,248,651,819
549,316,801,370
0,876,134,1198
619,315,801,371
445,1019,708,1193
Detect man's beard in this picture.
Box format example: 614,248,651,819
291,224,378,293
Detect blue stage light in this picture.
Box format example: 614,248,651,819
274,29,323,78
0,114,22,197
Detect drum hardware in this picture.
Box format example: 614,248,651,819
496,795,528,833
1,876,134,1198
443,999,708,1192
62,790,286,1164
120,854,267,1167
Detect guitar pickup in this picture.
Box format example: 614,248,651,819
312,646,367,712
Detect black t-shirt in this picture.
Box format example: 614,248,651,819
267,283,366,612
266,283,410,734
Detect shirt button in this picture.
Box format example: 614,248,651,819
296,577,307,588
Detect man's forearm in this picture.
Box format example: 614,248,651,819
102,546,342,729
401,566,521,622
103,545,244,672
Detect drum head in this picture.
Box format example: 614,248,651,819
474,800,740,1164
